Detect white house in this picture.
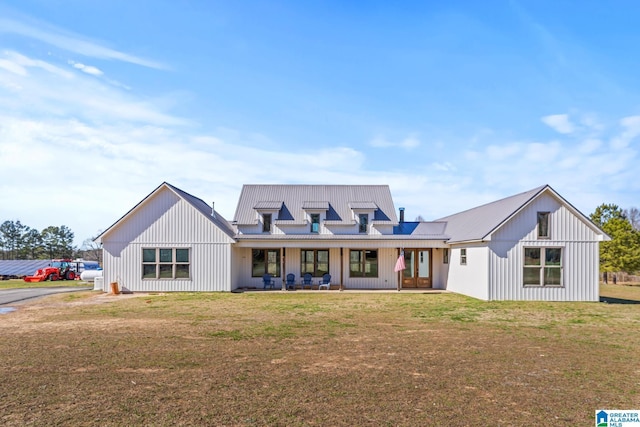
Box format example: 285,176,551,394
96,182,608,301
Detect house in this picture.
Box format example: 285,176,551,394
96,182,609,301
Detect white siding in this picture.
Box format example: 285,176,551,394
487,193,600,301
445,244,489,300
232,246,399,290
101,187,234,292
431,248,449,290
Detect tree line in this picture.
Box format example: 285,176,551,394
590,205,640,275
0,220,81,260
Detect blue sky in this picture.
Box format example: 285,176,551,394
1,0,638,246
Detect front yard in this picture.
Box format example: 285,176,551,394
0,284,638,426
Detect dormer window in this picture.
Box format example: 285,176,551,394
262,213,272,233
537,212,550,239
310,214,320,233
358,214,368,233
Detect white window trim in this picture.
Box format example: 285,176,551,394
523,246,563,287
142,247,190,280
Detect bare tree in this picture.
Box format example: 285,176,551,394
80,236,103,264
624,207,640,231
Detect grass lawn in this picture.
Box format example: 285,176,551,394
0,285,639,426
0,278,91,289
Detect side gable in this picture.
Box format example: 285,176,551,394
439,185,608,243
437,186,546,243
96,182,236,243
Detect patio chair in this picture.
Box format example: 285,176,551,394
300,273,313,289
285,273,296,290
318,273,331,290
262,274,276,290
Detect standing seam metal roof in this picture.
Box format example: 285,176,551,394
233,185,398,226
436,185,547,243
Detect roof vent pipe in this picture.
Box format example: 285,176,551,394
211,202,216,218
399,207,405,223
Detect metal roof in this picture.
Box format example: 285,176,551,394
235,233,446,241
436,185,548,243
348,201,378,210
254,201,283,210
233,185,398,226
164,183,236,238
394,221,449,238
302,201,330,210
0,260,50,277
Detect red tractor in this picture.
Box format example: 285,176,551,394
24,259,78,282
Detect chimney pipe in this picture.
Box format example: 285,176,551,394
399,207,405,223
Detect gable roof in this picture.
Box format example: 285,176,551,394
233,185,398,226
437,184,608,243
96,182,235,242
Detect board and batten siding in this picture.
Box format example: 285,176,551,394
233,247,400,289
101,187,234,292
487,193,600,301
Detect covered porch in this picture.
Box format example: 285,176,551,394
231,240,450,292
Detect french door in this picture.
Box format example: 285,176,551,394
401,249,432,288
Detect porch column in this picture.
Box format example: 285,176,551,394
340,247,343,291
397,248,401,292
281,247,285,291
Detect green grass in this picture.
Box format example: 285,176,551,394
0,278,91,289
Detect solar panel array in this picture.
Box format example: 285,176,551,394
0,260,51,277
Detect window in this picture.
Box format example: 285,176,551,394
252,249,281,277
142,248,190,279
460,248,467,265
537,212,550,238
310,214,320,233
301,249,329,277
523,247,562,286
358,214,368,233
443,248,449,264
349,249,378,277
262,214,272,233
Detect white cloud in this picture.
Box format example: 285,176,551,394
610,115,640,150
369,134,420,149
541,114,575,134
69,61,103,76
0,17,165,69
